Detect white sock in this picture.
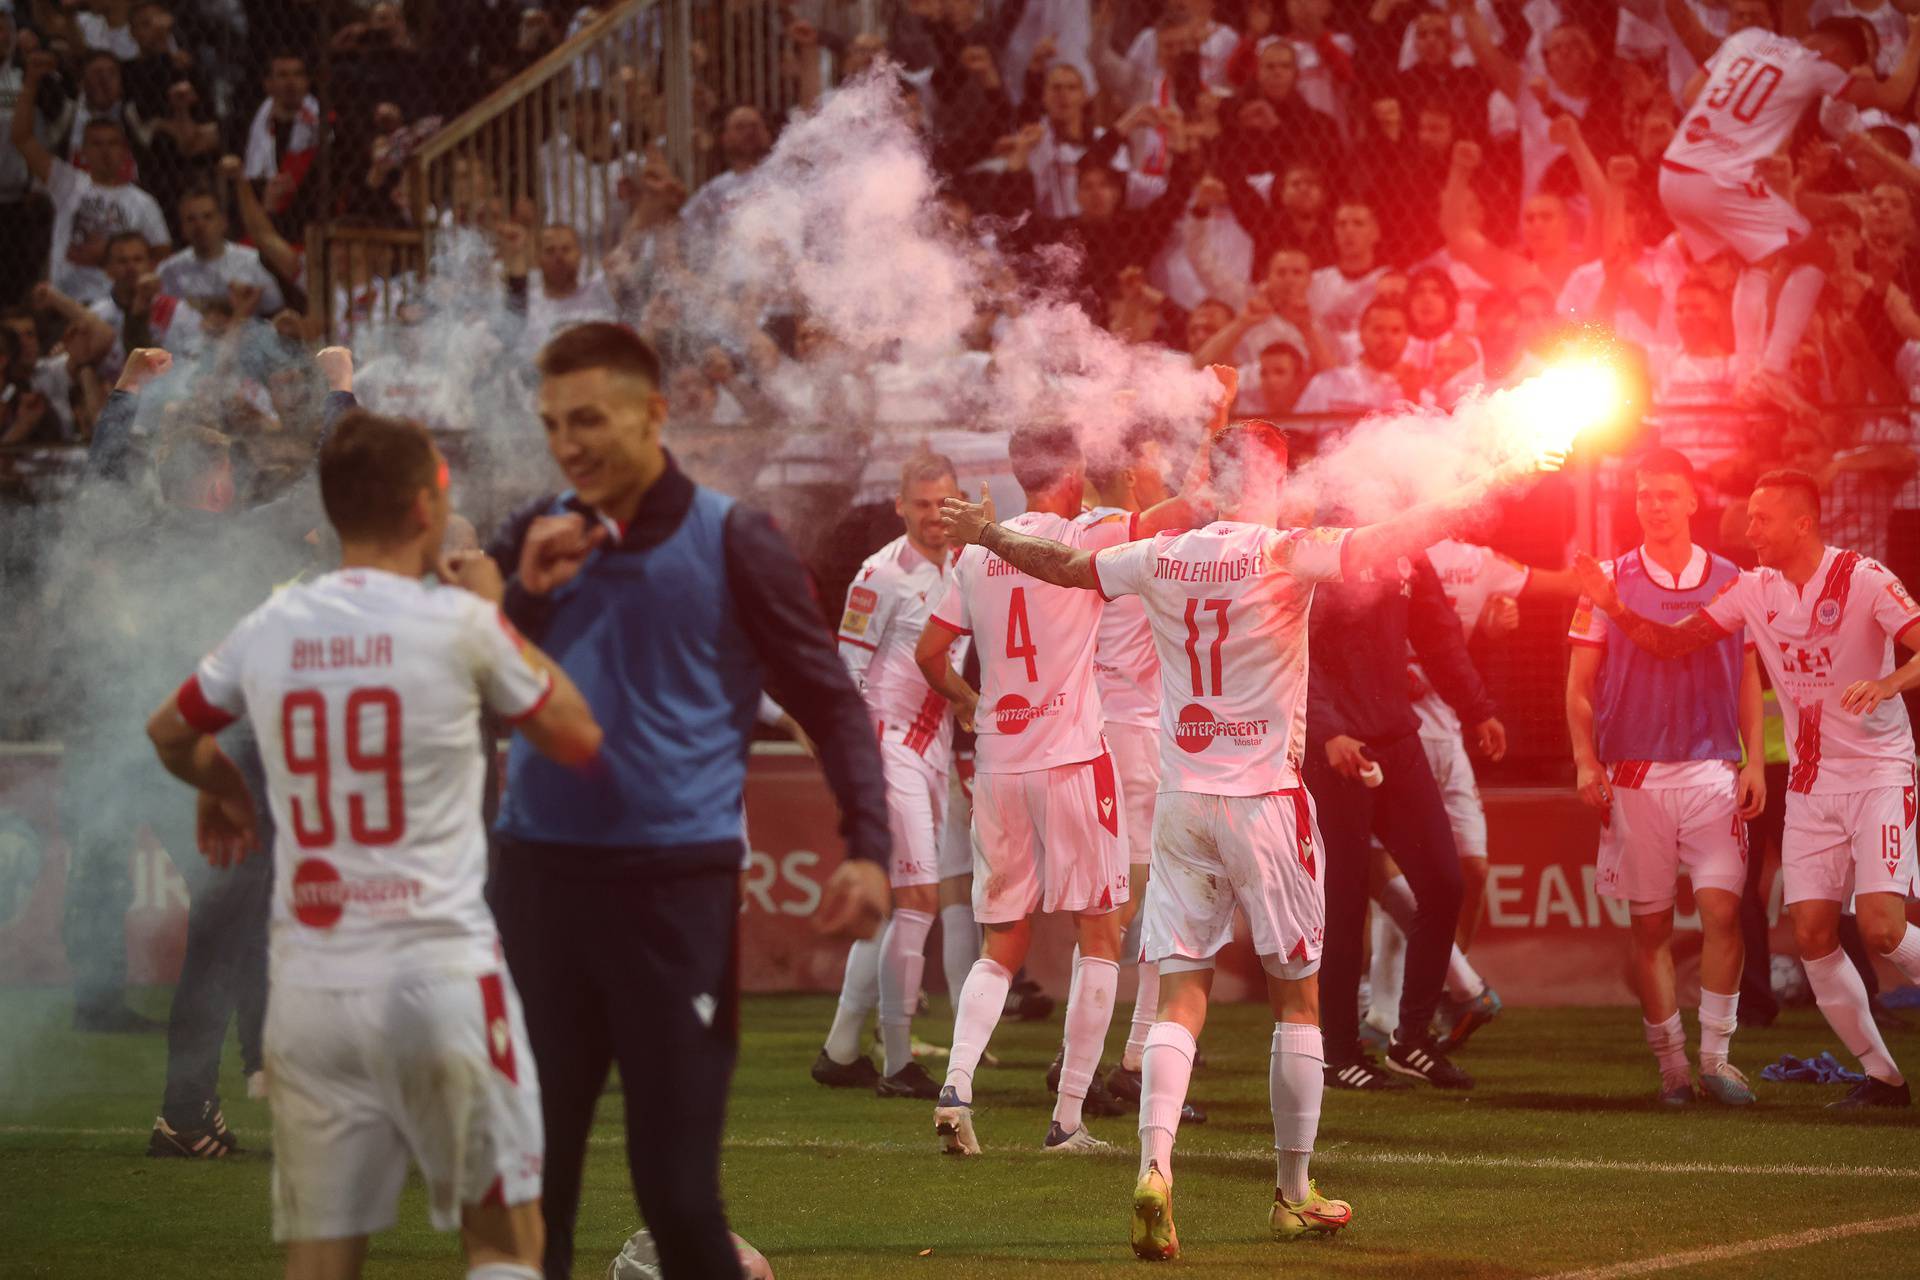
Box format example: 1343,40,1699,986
1368,880,1413,1030
1138,1021,1196,1181
1885,923,1920,984
1697,988,1738,1072
1762,264,1824,372
1270,1022,1324,1204
1804,946,1904,1085
1443,945,1486,1001
940,902,977,1009
1732,267,1769,367
1123,961,1160,1071
1057,944,1083,1059
467,1265,541,1280
943,957,1012,1103
1055,956,1120,1132
878,908,934,1077
823,937,881,1063
1643,1011,1689,1085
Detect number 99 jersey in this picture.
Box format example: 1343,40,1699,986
175,568,554,989
1092,522,1351,796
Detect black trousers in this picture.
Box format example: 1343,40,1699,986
161,830,272,1123
158,739,274,1124
492,842,740,1280
1305,732,1463,1059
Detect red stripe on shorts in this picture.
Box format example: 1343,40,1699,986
1092,750,1119,836
479,973,517,1083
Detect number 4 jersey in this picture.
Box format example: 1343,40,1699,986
174,568,554,988
931,510,1137,774
1092,521,1352,795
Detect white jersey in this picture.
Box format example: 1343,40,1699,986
836,534,964,769
1702,546,1920,794
931,510,1136,774
1091,521,1352,796
1664,28,1850,182
1077,506,1160,729
1411,540,1530,739
179,569,553,989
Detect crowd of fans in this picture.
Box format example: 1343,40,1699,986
3,0,1920,585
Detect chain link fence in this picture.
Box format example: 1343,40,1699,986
4,1,1920,770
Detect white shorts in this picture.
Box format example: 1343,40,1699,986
1419,732,1487,861
970,746,1129,924
1105,720,1162,867
1596,772,1747,912
881,740,948,888
266,970,544,1242
1659,162,1808,265
1782,781,1919,905
939,754,974,882
1144,788,1324,981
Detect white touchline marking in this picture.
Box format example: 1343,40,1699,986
1537,1211,1920,1279
6,1126,1920,1187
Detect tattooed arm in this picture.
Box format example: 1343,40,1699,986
976,521,1099,591
1573,552,1727,659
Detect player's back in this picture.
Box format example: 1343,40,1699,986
1665,28,1849,178
1077,507,1161,728
214,568,549,987
933,510,1134,772
1095,520,1349,796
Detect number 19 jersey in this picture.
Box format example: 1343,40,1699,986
931,510,1137,774
175,568,554,989
1092,522,1351,796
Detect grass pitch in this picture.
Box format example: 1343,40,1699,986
3,989,1918,1278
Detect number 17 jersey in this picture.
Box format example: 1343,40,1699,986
175,568,554,990
1092,521,1352,796
931,510,1137,774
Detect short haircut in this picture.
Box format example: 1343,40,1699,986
105,230,150,257
1208,420,1289,507
1085,424,1158,496
1752,468,1823,521
539,222,581,243
900,449,957,492
82,48,119,72
269,52,308,72
1007,423,1081,494
1634,446,1696,489
319,410,439,542
1812,17,1871,68
1258,340,1305,367
178,184,220,212
1359,297,1407,327
537,322,662,388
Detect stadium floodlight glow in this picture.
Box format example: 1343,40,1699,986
1508,356,1629,461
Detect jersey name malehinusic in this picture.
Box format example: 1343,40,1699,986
1091,521,1352,796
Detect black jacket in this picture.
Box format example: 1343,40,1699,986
1307,551,1496,748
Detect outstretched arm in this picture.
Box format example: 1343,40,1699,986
1344,449,1564,574
1573,551,1727,658
976,518,1099,590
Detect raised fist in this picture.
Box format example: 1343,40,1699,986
117,348,174,393
315,346,354,392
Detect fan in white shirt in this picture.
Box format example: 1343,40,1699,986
157,189,285,319
1578,471,1920,1108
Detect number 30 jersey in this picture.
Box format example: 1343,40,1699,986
175,568,553,989
1663,27,1850,182
1092,522,1351,796
931,510,1137,775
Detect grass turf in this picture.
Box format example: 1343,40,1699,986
2,989,1918,1278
